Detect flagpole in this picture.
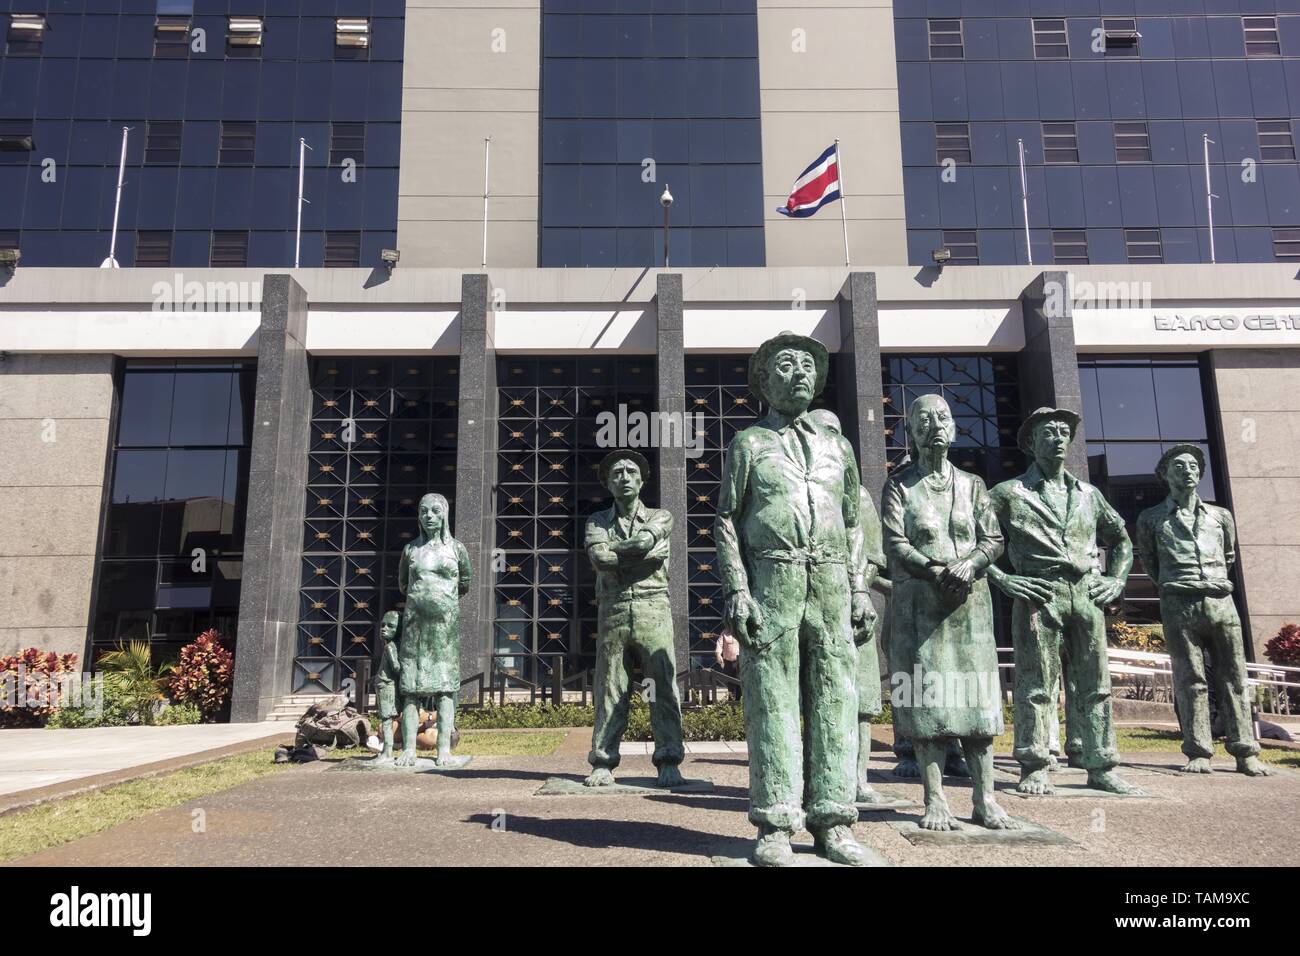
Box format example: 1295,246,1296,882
294,138,312,268
1203,133,1217,264
1018,138,1033,266
482,136,491,270
835,138,850,268
101,126,129,268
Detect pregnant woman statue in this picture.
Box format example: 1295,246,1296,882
396,492,472,768
881,395,1019,831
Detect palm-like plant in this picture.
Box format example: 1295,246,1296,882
97,640,172,725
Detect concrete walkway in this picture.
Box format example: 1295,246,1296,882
0,723,288,801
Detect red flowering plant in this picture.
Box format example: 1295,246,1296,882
0,649,80,728
1265,623,1300,669
167,630,235,721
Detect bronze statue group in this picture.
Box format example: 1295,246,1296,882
374,330,1272,867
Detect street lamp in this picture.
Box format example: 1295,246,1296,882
660,184,674,268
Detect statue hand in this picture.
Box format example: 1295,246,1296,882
725,590,765,649
1088,575,1125,606
996,574,1053,606
939,558,976,597
851,592,874,632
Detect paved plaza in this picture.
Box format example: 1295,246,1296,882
9,733,1298,867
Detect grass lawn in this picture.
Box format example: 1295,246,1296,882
992,725,1300,771
0,747,286,865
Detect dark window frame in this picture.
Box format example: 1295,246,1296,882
209,231,249,268
1258,119,1296,162
145,120,182,165
1243,16,1281,57
1273,228,1300,262
324,231,362,267
154,15,192,58
928,19,964,60
1042,121,1080,164
5,13,46,55
1051,229,1089,265
1102,17,1140,57
1124,228,1163,264
1114,121,1152,163
941,229,979,266
218,121,255,166
1032,18,1069,59
135,231,173,268
329,122,366,167
935,122,971,165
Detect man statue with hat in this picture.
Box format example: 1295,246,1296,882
715,331,874,866
987,407,1143,795
584,449,685,788
1135,445,1272,776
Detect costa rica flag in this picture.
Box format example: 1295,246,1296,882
776,143,841,218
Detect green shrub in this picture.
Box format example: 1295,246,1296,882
46,677,132,728
155,702,203,725
97,641,172,725
457,702,595,729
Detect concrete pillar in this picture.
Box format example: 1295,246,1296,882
453,273,497,695
1018,271,1088,479
655,273,691,672
231,276,311,722
836,271,888,501
1206,348,1300,661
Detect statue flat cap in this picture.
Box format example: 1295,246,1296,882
1017,406,1082,454
598,449,651,486
747,331,829,403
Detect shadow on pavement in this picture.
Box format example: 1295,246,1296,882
463,812,753,860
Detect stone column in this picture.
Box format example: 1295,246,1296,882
836,271,888,501
1205,348,1300,661
655,273,691,672
231,276,311,722
1018,271,1088,478
454,273,497,696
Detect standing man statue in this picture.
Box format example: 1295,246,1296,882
988,408,1142,795
807,408,889,805
584,450,686,788
1135,445,1272,777
882,395,1018,830
396,492,472,768
715,331,872,867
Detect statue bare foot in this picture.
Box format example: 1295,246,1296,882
434,751,454,767
584,767,616,787
1237,755,1274,777
1016,769,1055,795
656,764,684,788
1088,770,1144,795
1045,754,1060,772
751,825,796,867
394,748,417,768
856,786,892,805
1181,756,1213,774
972,799,1022,830
918,801,961,831
893,756,920,778
812,825,869,866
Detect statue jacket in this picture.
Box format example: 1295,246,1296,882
585,500,672,604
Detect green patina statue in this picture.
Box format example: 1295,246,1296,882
584,450,685,788
1135,445,1272,777
396,492,472,768
882,394,1019,830
374,611,401,761
715,331,872,867
807,409,889,805
987,408,1143,796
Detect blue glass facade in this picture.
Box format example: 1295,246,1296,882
895,2,1300,265
539,0,766,268
0,1,404,268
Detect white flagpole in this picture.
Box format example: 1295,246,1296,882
835,138,850,268
101,126,129,268
294,137,312,268
1203,133,1217,264
482,136,492,270
1018,138,1033,266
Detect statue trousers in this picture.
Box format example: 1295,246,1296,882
1011,574,1119,773
740,558,858,833
1161,592,1259,760
588,593,685,771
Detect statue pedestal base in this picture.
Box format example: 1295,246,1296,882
856,793,922,811
335,755,473,772
1007,782,1156,799
534,776,713,796
889,817,1074,847
711,843,893,867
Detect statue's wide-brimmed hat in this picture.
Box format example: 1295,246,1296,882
747,331,829,403
1017,406,1082,454
1155,443,1206,480
597,449,651,487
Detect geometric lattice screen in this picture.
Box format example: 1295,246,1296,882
296,358,459,693
882,354,1024,487
494,356,656,687
684,354,840,669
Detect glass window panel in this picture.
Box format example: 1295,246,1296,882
1151,365,1208,440
118,371,175,446
169,372,235,445
1095,365,1160,440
